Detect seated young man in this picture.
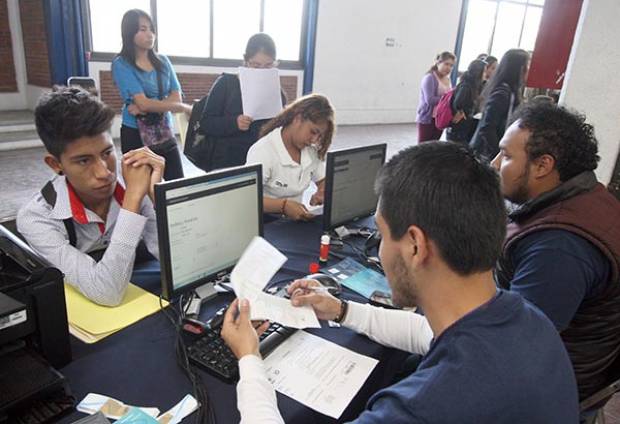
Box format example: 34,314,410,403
17,87,165,306
492,102,620,401
221,142,579,423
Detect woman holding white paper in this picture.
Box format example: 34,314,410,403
196,33,287,172
246,94,335,221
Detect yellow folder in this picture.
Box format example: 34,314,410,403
64,283,168,344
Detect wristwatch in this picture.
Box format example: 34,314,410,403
334,299,349,324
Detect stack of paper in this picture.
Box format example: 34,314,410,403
64,283,167,343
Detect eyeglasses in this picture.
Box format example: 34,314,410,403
246,60,280,69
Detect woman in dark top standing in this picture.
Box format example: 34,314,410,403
483,56,498,82
197,33,286,172
446,59,486,145
470,49,530,160
478,55,498,105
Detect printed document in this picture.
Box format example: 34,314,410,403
239,67,283,120
231,237,320,329
301,184,323,216
263,331,379,418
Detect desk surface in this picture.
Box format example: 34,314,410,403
59,217,406,423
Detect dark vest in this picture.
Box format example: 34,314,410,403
496,172,620,401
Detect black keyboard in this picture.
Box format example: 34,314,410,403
186,320,296,383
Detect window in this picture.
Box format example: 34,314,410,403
157,0,210,58
458,0,545,71
212,0,261,59
263,0,304,61
89,0,150,54
86,0,305,65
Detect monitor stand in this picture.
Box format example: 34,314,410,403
186,282,218,317
333,226,373,239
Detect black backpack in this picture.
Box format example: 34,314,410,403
40,181,150,262
183,95,211,171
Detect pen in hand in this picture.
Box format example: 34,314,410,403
304,286,330,293
286,283,330,296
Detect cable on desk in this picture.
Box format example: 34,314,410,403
159,295,217,424
338,235,384,274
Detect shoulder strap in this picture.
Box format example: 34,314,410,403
41,181,77,248
156,69,164,100
506,92,515,130
41,180,57,206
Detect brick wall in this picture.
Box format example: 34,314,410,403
100,70,298,113
0,0,17,92
19,0,51,87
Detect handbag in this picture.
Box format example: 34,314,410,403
135,70,175,147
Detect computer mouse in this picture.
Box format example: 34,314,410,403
305,273,342,297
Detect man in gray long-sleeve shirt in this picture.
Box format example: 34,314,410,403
17,86,165,306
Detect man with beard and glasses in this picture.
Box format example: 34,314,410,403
220,142,579,423
492,102,620,402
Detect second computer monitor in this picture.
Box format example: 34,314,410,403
155,165,263,300
323,143,387,231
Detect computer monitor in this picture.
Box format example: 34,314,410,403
323,143,387,232
155,165,263,300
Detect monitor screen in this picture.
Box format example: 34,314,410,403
323,144,387,231
155,165,263,300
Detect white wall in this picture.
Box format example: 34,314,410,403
312,0,462,125
560,0,620,184
0,0,27,110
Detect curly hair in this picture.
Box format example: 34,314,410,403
35,86,116,158
511,102,599,181
259,93,335,160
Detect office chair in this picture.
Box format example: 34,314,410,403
580,352,620,424
67,76,97,95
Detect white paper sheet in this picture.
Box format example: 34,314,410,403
76,393,160,420
239,67,283,120
231,237,320,329
301,184,323,216
304,204,324,216
263,331,379,419
156,394,199,424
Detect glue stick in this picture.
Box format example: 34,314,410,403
319,234,330,262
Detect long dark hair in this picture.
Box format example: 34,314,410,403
244,33,277,61
459,59,486,96
485,55,498,67
260,94,335,160
427,51,456,74
117,9,164,73
481,49,529,106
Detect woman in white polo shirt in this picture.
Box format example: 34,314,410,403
246,94,335,221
